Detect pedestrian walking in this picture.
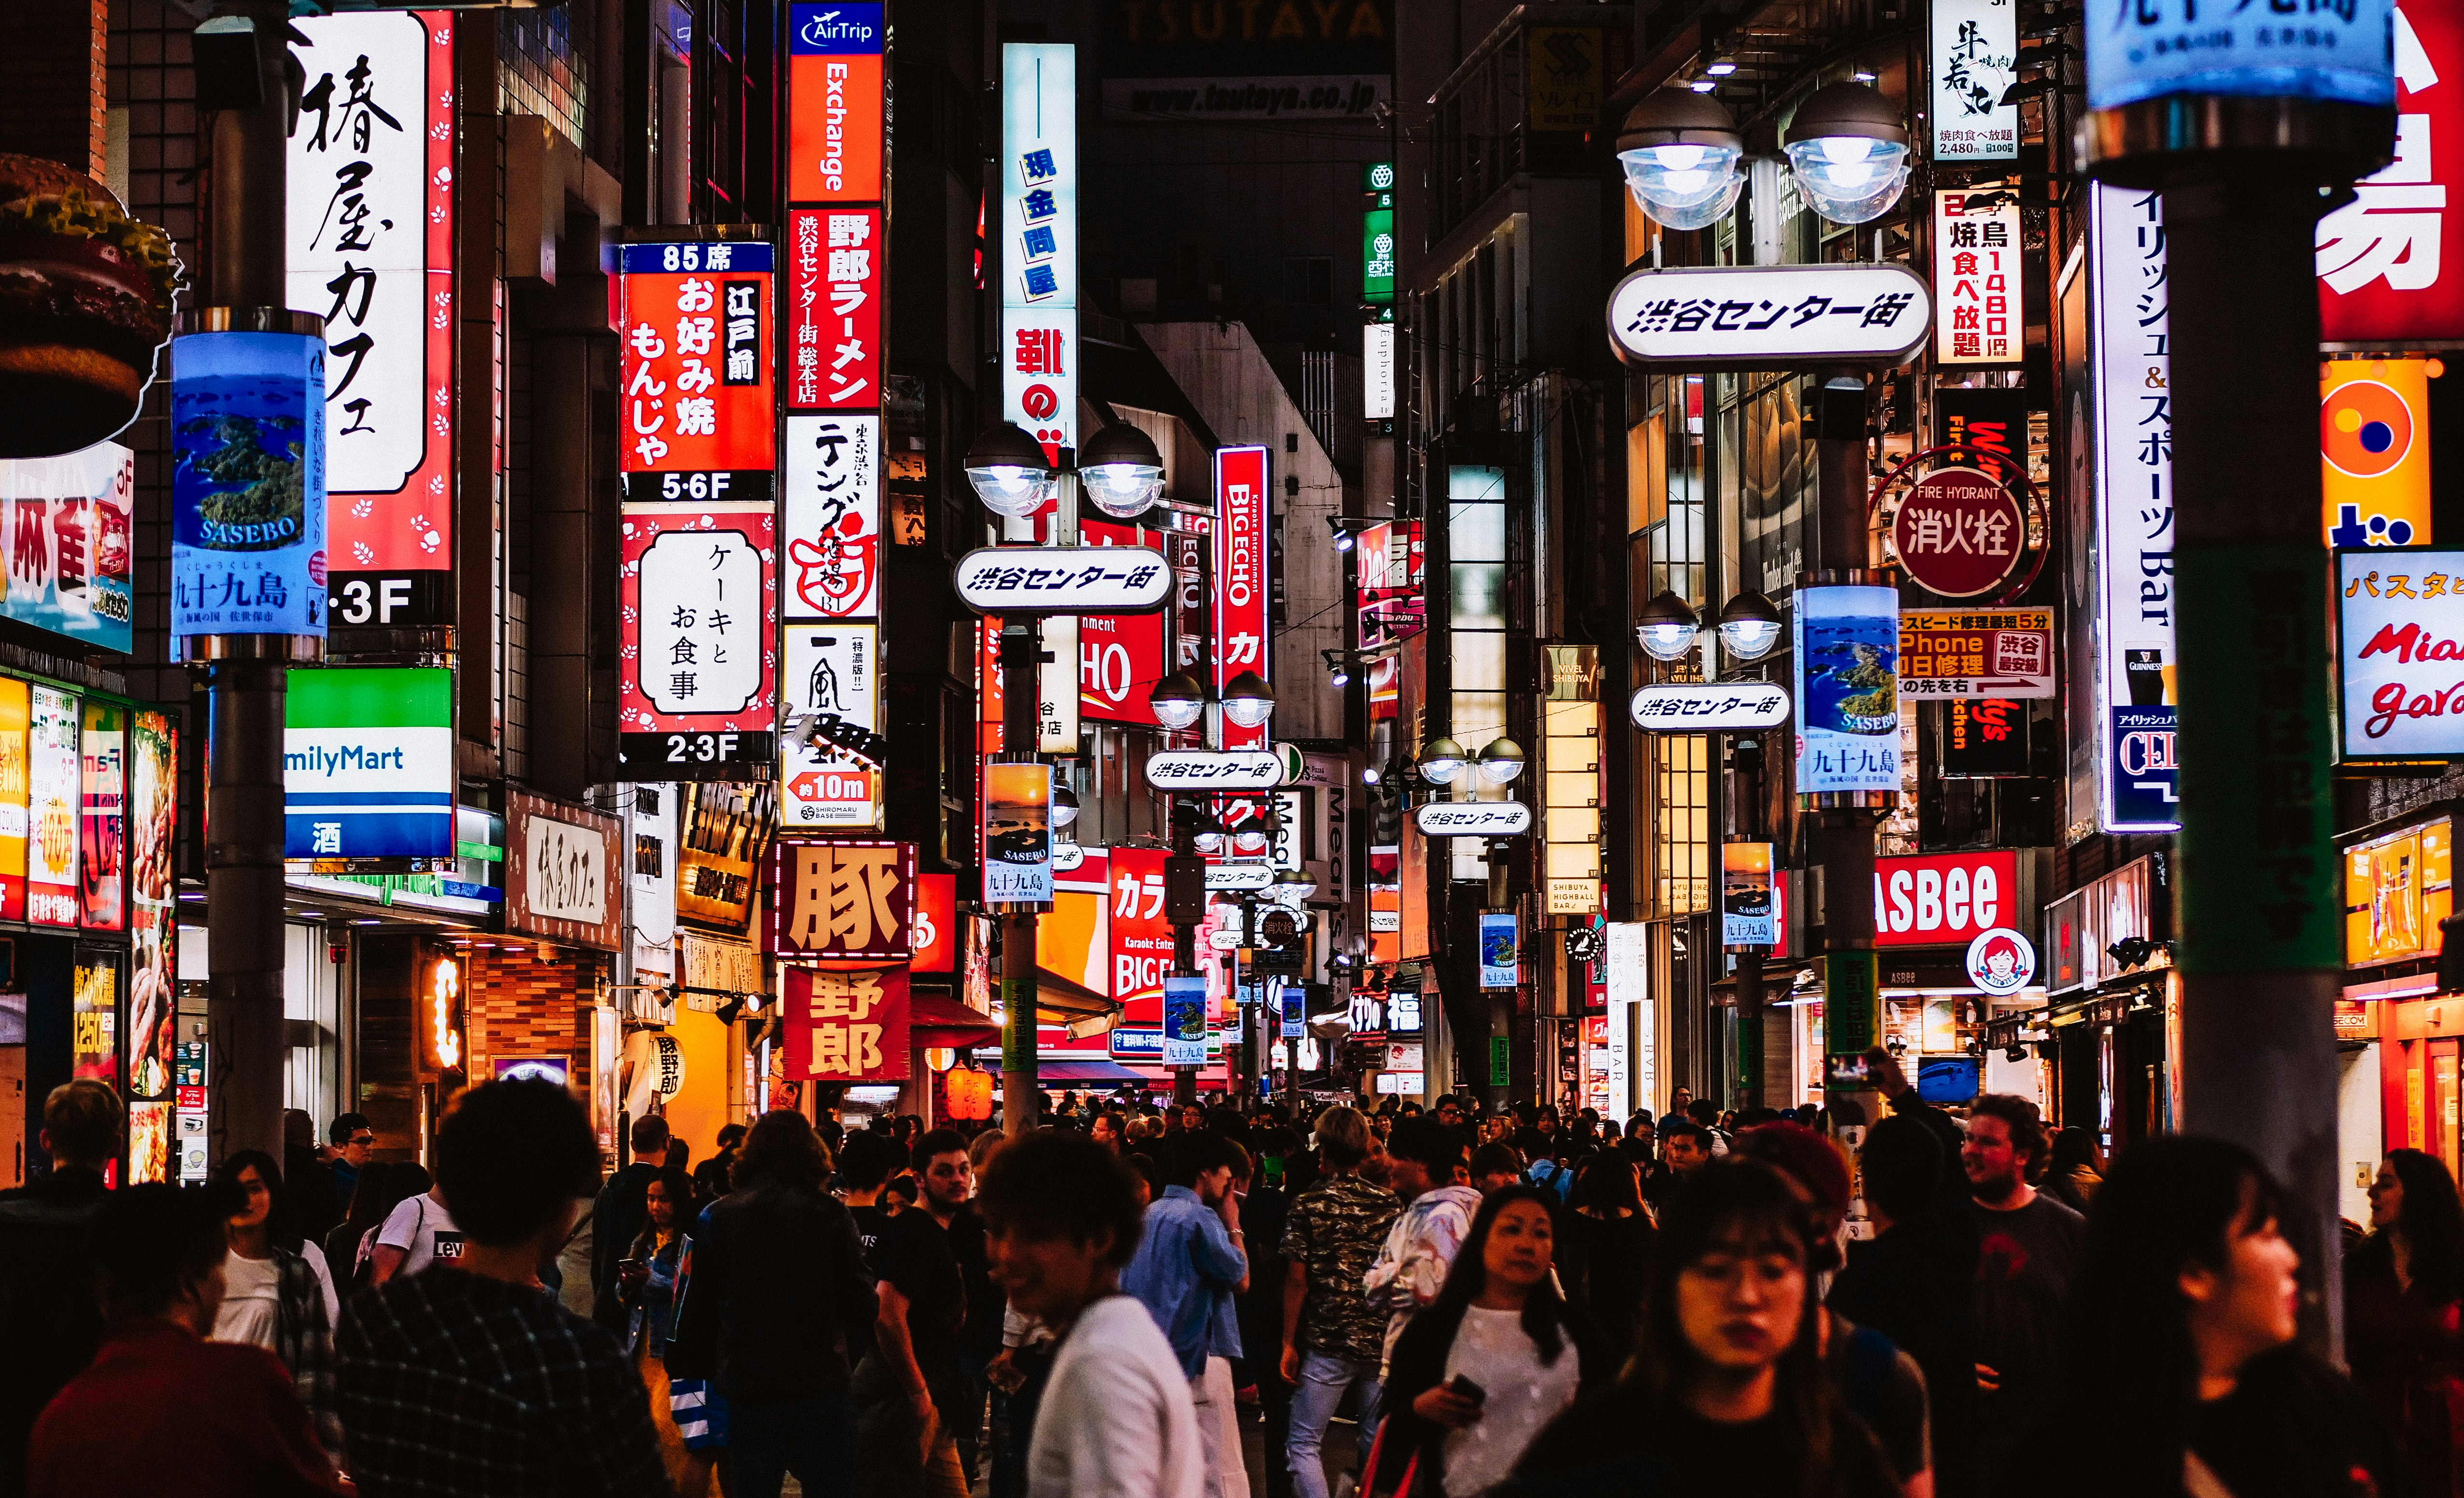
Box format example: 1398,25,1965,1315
1364,1117,1483,1374
591,1113,671,1329
2040,1127,2105,1217
1502,1159,1902,1498
282,1110,343,1246
1123,1127,1253,1498
2000,1136,2407,1498
838,1128,904,1266
979,1128,1201,1498
694,1123,747,1200
2347,1147,2464,1497
853,1127,975,1498
27,1182,342,1498
1960,1094,2082,1477
1470,1141,1526,1195
1556,1150,1656,1356
1233,1132,1297,1498
616,1166,716,1496
323,1113,375,1223
0,1077,119,1497
665,1112,876,1498
335,1079,669,1498
326,1161,428,1291
1369,1185,1611,1498
369,1168,465,1285
1279,1105,1400,1498
209,1150,345,1462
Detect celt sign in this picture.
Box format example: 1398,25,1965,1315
1144,746,1298,789
1414,801,1533,837
1629,682,1792,732
954,546,1171,613
1607,264,1931,370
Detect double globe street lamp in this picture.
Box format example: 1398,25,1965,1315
1616,79,1910,234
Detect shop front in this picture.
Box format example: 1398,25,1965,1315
2346,810,2456,1217
2027,852,2177,1150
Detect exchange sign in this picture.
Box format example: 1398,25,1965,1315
1629,682,1792,732
1899,607,2054,698
1889,467,2027,598
1414,801,1533,837
1606,264,1932,370
955,545,1172,614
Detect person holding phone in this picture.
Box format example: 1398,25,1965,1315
1370,1187,1610,1498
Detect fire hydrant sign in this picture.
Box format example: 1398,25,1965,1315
784,965,909,1081
1889,467,2027,598
2338,548,2464,761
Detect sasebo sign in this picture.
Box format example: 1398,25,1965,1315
1606,264,1933,370
1145,747,1298,790
1414,801,1534,837
1630,682,1793,732
1205,862,1275,891
954,546,1172,614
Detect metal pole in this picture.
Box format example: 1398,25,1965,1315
1810,373,1883,1128
999,619,1042,1134
1730,736,1766,1110
1484,838,1511,1113
203,0,298,1169
2164,177,2341,1349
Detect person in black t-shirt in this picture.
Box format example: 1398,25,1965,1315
853,1129,973,1498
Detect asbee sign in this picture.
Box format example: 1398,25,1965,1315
955,546,1172,614
284,667,453,862
1414,801,1533,837
1629,682,1791,732
1607,264,1931,370
1145,747,1296,790
1872,850,2020,948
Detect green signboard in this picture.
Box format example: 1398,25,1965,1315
1362,162,1396,305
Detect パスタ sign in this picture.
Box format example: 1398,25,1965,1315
1607,264,1932,370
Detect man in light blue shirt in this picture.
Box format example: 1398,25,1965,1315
1121,1129,1249,1498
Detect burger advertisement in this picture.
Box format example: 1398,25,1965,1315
0,155,180,460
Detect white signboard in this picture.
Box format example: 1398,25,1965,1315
1145,747,1295,790
1364,319,1396,420
637,527,766,716
1930,0,2019,162
2338,548,2464,761
1413,801,1534,837
1050,838,1085,872
780,623,881,828
1605,921,1651,1115
1607,264,1931,369
1933,191,2025,365
1629,682,1792,732
1002,45,1079,456
1204,862,1276,891
1965,926,2037,996
523,812,610,926
1207,926,1242,949
2091,185,2181,833
630,783,677,981
955,546,1172,613
781,413,881,621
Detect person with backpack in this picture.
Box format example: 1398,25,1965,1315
325,1162,426,1293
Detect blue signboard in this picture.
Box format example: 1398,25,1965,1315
789,1,883,54
2108,705,2180,831
1795,584,1903,794
1278,979,1303,1039
2087,0,2394,113
1163,975,1207,1065
284,668,454,860
1479,911,1519,989
171,330,327,641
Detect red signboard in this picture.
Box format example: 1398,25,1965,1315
768,838,917,960
618,504,779,740
787,32,885,204
1214,446,1270,749
1110,847,1172,1021
2319,0,2464,345
1872,850,2021,948
616,242,776,476
1081,519,1166,725
782,965,910,1081
786,208,883,412
1891,467,2026,599
913,871,957,974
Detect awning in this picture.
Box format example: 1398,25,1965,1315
1032,966,1115,1025
983,1057,1147,1084
910,993,1002,1046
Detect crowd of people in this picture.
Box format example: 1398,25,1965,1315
0,1048,2459,1497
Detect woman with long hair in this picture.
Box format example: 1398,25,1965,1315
1505,1160,1901,1498
209,1150,346,1462
2005,1136,2406,1498
1370,1185,1610,1497
622,1166,716,1497
2348,1146,2464,1496
2040,1127,2105,1216
1555,1152,1656,1355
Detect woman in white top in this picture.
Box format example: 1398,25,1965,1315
208,1149,345,1460
1371,1185,1613,1498
978,1127,1203,1498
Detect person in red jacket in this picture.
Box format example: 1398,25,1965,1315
27,1182,342,1498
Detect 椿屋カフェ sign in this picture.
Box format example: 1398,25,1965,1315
1607,264,1931,370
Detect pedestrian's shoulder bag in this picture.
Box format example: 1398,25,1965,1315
1359,1413,1421,1498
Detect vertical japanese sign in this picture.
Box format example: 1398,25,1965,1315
786,207,883,412
1478,911,1519,989
616,241,776,493
1933,191,2024,365
0,444,137,654
1722,842,1777,946
786,4,885,203
1111,846,1172,1017
0,679,28,923
79,702,124,932
289,11,456,627
783,965,910,1080
780,624,880,827
128,710,176,1103
170,330,327,643
782,415,882,620
27,687,77,928
2320,3,2464,344
1215,446,1270,749
1163,974,1207,1066
1794,584,1902,794
1003,44,1080,462
617,505,779,777
2090,185,2181,833
1930,0,2018,161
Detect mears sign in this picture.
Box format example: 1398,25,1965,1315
1414,801,1533,837
954,546,1172,614
1607,264,1932,370
1630,682,1792,732
1145,747,1299,790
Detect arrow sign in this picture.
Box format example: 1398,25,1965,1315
1204,862,1276,891
954,545,1173,614
1145,747,1295,790
1413,801,1533,837
1629,682,1793,732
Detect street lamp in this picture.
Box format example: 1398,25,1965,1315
1077,422,1167,519
1273,867,1317,904
1475,738,1526,786
1050,784,1080,829
1716,591,1783,661
1222,670,1276,728
1150,672,1206,730
1635,590,1703,662
964,420,1059,518
1782,81,1911,226
1615,90,1748,232
1417,737,1466,786
1232,825,1271,854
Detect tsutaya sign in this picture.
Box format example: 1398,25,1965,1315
1606,264,1932,369
954,546,1172,613
1414,801,1533,837
1629,682,1792,732
1144,745,1301,790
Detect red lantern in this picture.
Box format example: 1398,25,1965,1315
945,1065,994,1122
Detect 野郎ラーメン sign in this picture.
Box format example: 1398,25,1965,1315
785,207,883,412
1889,466,2027,599
283,667,452,861
615,241,775,485
1629,682,1791,732
1606,264,1931,369
505,792,622,950
1930,0,2018,161
1414,801,1533,838
288,11,456,618
1932,192,2024,366
783,965,909,1082
769,838,915,960
954,546,1173,613
2338,548,2464,762
618,503,778,778
1899,608,2054,698
170,330,327,643
1795,584,1902,795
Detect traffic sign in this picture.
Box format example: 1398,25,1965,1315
954,545,1172,614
